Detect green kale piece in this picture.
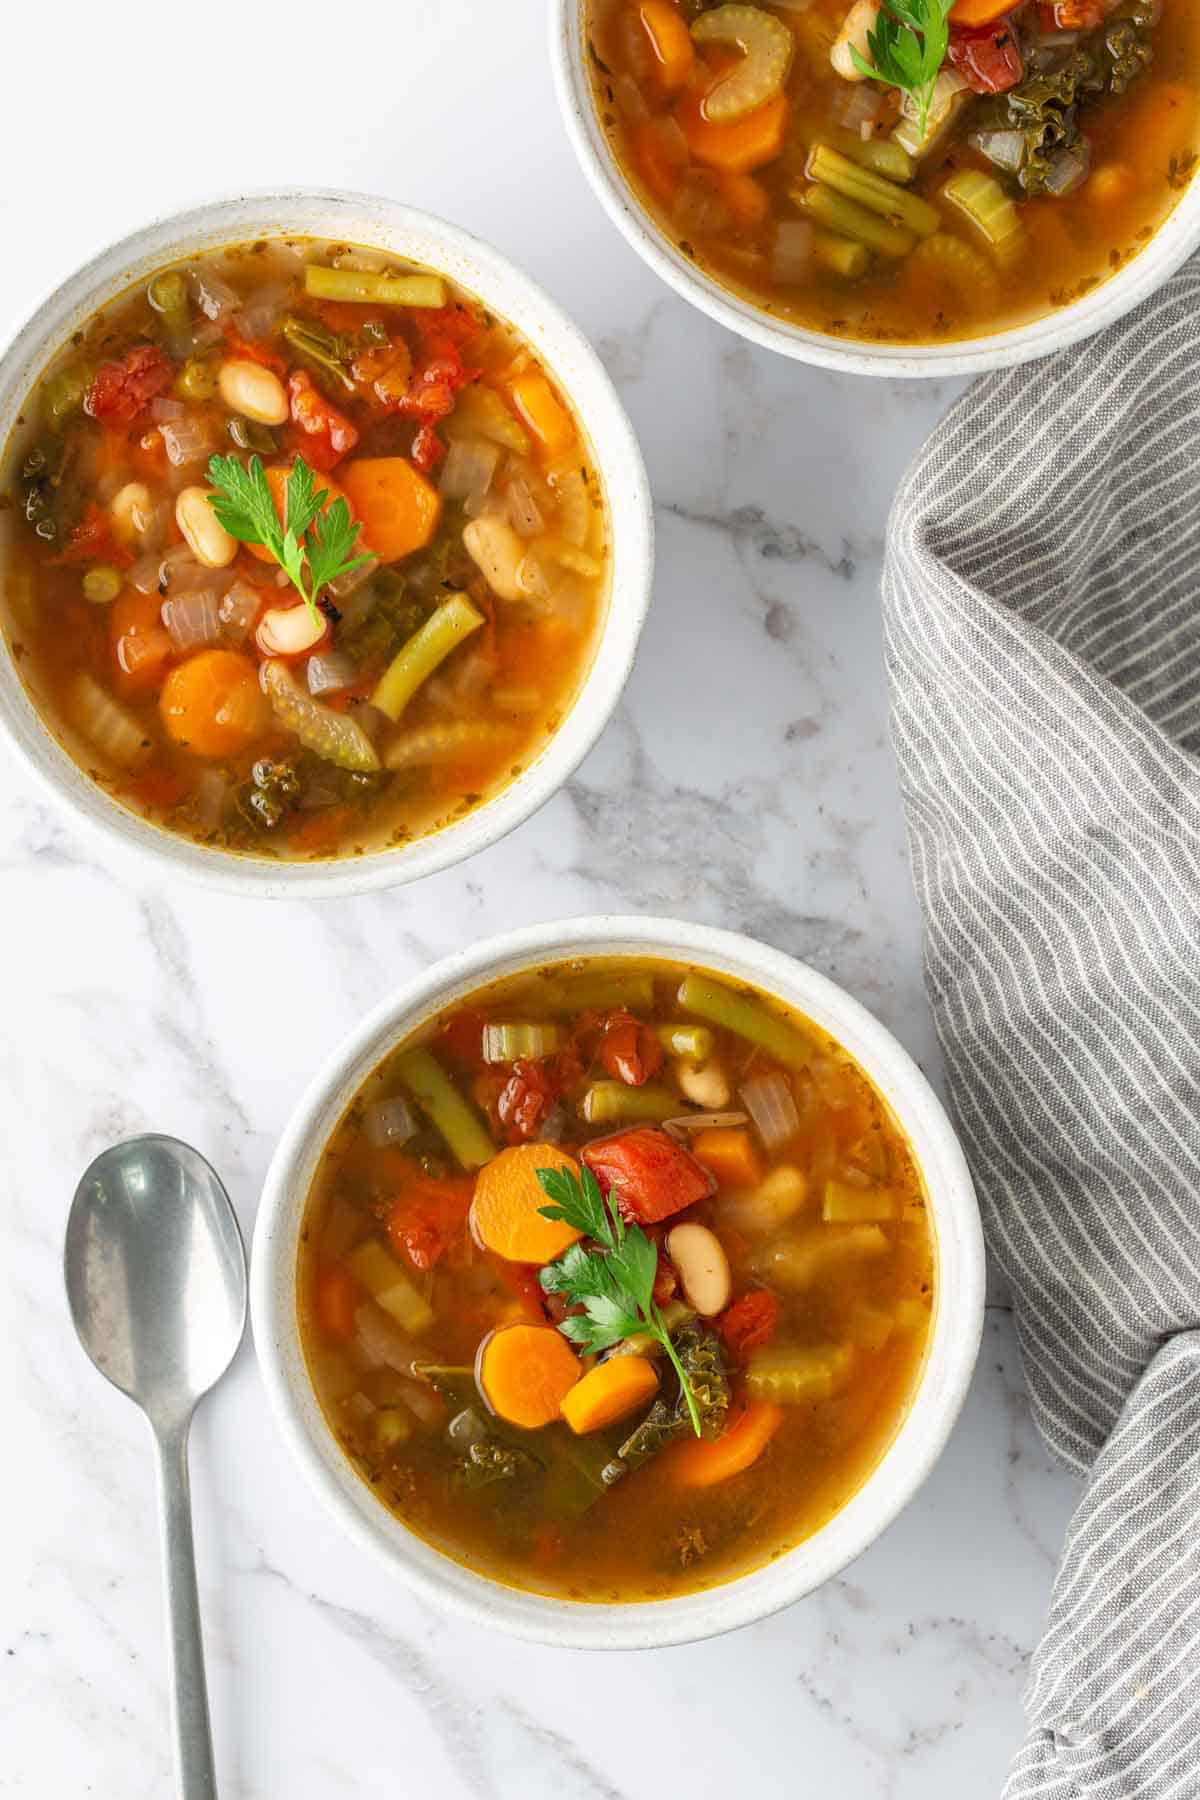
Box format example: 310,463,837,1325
456,1438,541,1491
600,1322,730,1487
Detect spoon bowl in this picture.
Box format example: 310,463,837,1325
66,1134,247,1799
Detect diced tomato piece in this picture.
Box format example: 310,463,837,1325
287,370,359,471
948,20,1024,93
438,1007,488,1069
582,1128,715,1226
597,1010,665,1088
222,328,287,374
491,1253,548,1324
717,1289,780,1360
385,1169,474,1272
416,303,484,350
314,1263,361,1344
411,423,445,473
85,344,175,424
498,1059,559,1143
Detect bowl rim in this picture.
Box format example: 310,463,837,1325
0,187,653,898
549,0,1200,379
250,914,986,1649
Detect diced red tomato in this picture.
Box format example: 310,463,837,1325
314,1263,361,1344
652,1253,678,1307
411,423,445,473
384,1164,475,1272
948,20,1024,93
84,344,175,424
437,1007,488,1069
222,328,287,375
51,502,132,568
582,1128,715,1226
287,370,359,471
499,1059,559,1143
717,1289,780,1360
597,1009,664,1088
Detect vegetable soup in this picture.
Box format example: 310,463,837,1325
298,958,935,1602
0,241,607,859
585,0,1200,343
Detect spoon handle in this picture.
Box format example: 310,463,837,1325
154,1418,218,1799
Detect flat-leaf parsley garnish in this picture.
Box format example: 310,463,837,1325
205,452,371,622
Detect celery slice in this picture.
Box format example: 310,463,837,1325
691,5,794,122
940,170,1024,266
798,184,916,260
481,1022,563,1064
822,1180,900,1224
807,143,940,236
745,1344,853,1404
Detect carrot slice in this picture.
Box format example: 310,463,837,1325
159,648,269,757
950,0,1019,18
671,1399,783,1486
676,87,789,174
338,457,441,564
713,170,770,232
110,587,173,696
690,1127,762,1190
471,1143,584,1265
313,1263,361,1344
561,1355,660,1434
476,1323,581,1428
638,1,695,94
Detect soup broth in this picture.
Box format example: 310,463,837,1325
298,958,936,1602
586,0,1200,344
0,240,607,859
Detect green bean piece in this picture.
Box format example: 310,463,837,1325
676,973,814,1069
845,136,915,184
227,416,278,454
797,184,916,260
656,1023,716,1061
813,232,871,279
175,358,217,402
805,144,941,236
280,316,356,392
82,565,123,606
371,595,485,722
42,367,89,426
304,265,448,308
394,1046,495,1171
580,1081,680,1126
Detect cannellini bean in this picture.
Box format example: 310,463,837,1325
675,1056,731,1110
830,0,880,79
666,1223,731,1318
175,486,238,569
462,516,526,603
110,480,153,546
255,603,328,658
217,358,288,425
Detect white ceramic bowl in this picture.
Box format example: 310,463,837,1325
252,915,985,1648
0,191,652,897
550,1,1200,379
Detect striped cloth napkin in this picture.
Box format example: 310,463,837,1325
882,257,1200,1799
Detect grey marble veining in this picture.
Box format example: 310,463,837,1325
0,2,1078,1794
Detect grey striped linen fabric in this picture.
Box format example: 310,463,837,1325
882,255,1200,1798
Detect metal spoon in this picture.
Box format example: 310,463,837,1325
65,1135,247,1799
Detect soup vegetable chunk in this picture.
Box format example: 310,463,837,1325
0,241,607,858
299,959,935,1601
587,0,1199,341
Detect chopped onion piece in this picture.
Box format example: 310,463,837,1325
129,549,165,595
439,436,499,506
159,415,213,467
218,580,262,641
505,475,545,538
354,1303,424,1377
327,556,377,601
740,1072,802,1151
662,1111,750,1139
1043,144,1091,196
194,768,229,831
189,265,240,320
307,651,358,696
771,221,815,285
364,1096,418,1148
162,588,223,652
969,128,1026,173
149,396,185,424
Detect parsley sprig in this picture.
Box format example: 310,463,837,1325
536,1165,701,1436
851,0,956,142
205,452,371,622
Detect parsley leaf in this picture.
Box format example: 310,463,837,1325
205,451,369,623
536,1165,702,1435
851,0,955,142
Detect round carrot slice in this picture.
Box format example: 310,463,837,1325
476,1323,581,1429
470,1142,584,1265
159,648,269,757
560,1355,660,1435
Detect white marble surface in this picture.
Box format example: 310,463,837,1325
0,3,1080,1795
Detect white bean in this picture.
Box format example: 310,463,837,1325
175,486,237,569
830,0,880,79
675,1056,731,1110
666,1223,731,1318
462,516,525,603
110,481,153,546
218,358,288,425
